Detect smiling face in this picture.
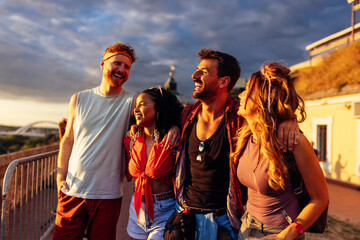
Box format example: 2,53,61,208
191,59,220,100
101,54,132,88
237,81,257,120
134,93,156,129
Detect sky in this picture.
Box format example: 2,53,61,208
0,0,354,127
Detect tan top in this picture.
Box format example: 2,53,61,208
237,137,300,226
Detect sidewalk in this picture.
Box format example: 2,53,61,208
114,180,360,239
115,180,133,239
46,180,360,239
326,181,360,229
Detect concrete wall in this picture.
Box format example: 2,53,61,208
0,143,59,166
299,93,360,186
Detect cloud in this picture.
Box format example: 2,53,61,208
0,0,351,104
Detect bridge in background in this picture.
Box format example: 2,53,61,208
0,121,58,137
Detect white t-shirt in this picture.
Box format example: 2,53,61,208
64,87,134,199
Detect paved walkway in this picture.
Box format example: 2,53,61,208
326,181,360,229
46,180,360,239
115,180,360,239
116,180,133,240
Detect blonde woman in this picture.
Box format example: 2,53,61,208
232,62,329,240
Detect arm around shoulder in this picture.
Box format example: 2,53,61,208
277,119,300,152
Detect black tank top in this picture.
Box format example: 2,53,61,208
184,116,230,210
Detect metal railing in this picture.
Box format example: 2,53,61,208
1,150,59,240
305,22,360,63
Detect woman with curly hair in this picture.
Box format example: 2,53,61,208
232,62,329,240
124,87,183,240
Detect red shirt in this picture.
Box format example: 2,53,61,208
124,132,174,220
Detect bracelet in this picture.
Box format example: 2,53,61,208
292,221,304,235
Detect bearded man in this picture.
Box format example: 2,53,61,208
174,49,299,240
54,42,137,240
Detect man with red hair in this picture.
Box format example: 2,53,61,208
54,42,137,240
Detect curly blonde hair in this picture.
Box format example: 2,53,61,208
232,62,306,190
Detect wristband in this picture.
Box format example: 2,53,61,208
292,221,304,235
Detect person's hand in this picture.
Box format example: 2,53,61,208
58,180,69,192
58,118,68,140
277,119,300,152
162,125,181,149
128,124,142,140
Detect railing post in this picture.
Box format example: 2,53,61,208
0,184,1,233
1,181,9,240
352,1,356,43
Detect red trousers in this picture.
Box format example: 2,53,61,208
53,190,122,240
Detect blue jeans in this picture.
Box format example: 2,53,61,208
175,201,237,240
127,193,176,240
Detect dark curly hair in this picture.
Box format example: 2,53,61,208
142,87,183,140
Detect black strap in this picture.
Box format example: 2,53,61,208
283,151,303,198
283,151,328,233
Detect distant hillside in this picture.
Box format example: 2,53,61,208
0,124,59,155
294,42,360,100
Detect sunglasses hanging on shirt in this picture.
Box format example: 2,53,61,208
196,141,205,161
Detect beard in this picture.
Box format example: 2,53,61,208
104,69,128,87
192,81,217,100
193,89,209,99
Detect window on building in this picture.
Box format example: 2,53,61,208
317,125,327,162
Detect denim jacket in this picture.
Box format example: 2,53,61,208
174,96,247,231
